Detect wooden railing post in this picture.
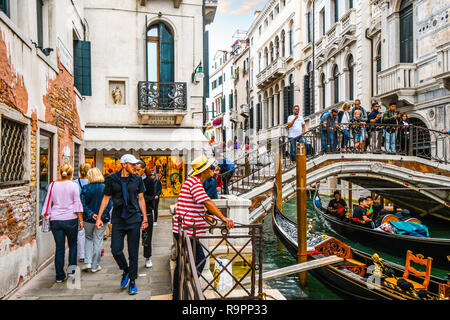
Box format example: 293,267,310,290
296,142,307,287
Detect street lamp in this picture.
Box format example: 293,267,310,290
192,61,204,84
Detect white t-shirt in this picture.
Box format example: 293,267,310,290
287,114,305,138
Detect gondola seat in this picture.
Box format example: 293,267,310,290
384,250,433,291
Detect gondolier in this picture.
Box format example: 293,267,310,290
172,155,235,300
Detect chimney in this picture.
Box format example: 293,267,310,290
254,10,261,16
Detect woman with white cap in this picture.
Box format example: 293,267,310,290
172,155,234,300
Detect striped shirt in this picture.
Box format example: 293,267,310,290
173,176,210,236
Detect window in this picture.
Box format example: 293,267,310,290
348,55,354,101
304,62,313,116
0,0,9,16
333,0,339,23
349,0,353,9
73,39,92,95
0,117,26,185
218,76,222,85
320,9,326,35
36,0,44,48
39,130,53,222
376,45,382,73
307,11,312,43
289,22,294,55
73,143,80,179
333,65,339,104
259,25,262,35
321,73,326,109
281,30,285,57
399,0,413,63
147,22,174,83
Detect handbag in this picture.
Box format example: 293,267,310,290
41,182,55,233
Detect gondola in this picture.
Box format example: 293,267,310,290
271,185,450,300
312,191,450,268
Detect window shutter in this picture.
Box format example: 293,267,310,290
222,98,225,113
283,87,290,123
159,23,174,82
0,0,10,16
256,103,262,130
250,106,254,129
303,75,310,117
307,11,312,43
229,93,233,109
74,40,92,96
400,4,413,63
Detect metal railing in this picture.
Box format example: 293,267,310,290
177,218,263,300
217,123,449,196
137,81,187,111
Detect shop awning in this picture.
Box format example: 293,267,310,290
84,127,211,152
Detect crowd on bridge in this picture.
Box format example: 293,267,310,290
287,99,421,159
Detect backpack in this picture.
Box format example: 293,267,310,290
320,111,330,124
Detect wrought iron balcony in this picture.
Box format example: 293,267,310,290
138,81,187,111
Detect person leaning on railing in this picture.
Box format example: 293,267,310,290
382,102,400,153
368,102,383,153
172,155,235,300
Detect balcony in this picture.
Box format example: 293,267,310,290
137,81,187,125
435,43,450,90
376,63,417,104
240,104,249,117
326,22,340,46
256,57,286,89
340,9,356,36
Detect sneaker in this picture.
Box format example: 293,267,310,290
91,265,102,273
55,275,68,283
120,272,130,288
153,222,157,226
145,258,152,268
128,281,138,295
81,263,92,271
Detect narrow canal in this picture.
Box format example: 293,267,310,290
261,196,450,300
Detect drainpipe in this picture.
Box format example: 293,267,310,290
365,28,374,101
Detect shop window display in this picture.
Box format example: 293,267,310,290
141,155,185,197
85,155,95,170
103,155,123,176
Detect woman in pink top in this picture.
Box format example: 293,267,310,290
41,162,84,283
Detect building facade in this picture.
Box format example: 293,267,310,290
82,0,217,210
0,0,86,298
247,0,303,150
369,0,450,132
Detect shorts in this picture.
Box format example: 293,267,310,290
354,132,364,142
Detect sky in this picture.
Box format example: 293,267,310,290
207,0,268,66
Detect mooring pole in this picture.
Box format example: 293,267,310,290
276,149,283,213
348,182,353,213
296,141,307,287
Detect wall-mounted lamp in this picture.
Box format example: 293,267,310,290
192,61,204,84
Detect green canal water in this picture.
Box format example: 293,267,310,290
261,196,450,300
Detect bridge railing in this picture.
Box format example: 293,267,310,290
217,123,449,196
177,218,264,300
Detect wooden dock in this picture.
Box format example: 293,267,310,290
241,255,343,286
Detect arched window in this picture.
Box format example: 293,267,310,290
289,21,294,55
264,47,269,67
347,55,354,101
269,42,274,63
275,36,280,59
281,30,286,57
147,22,174,82
399,0,413,63
333,65,339,104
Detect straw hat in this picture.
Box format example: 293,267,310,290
189,155,216,176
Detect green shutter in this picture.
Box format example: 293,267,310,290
0,0,10,16
250,106,254,129
74,40,92,96
257,103,262,130
229,93,233,109
303,75,310,117
283,87,290,123
159,23,174,82
222,98,225,113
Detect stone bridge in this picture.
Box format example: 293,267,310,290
231,153,450,223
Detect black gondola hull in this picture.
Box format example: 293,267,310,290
313,197,450,268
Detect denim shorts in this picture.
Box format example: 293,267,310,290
354,132,364,142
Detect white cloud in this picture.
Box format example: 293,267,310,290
230,0,266,15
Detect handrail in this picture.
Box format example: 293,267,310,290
216,123,449,195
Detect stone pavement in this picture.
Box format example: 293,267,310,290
8,215,173,300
